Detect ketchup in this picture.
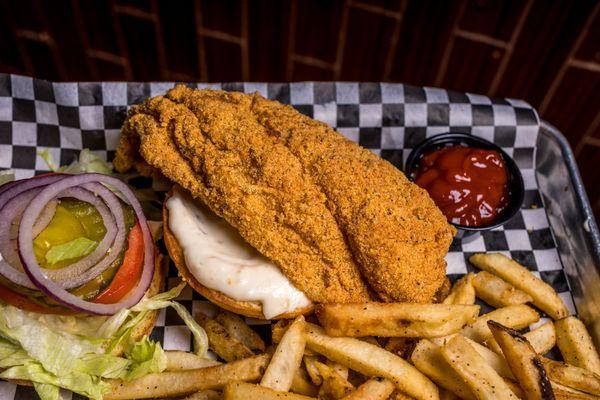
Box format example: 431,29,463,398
414,145,509,227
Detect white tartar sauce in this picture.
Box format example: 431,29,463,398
166,189,311,319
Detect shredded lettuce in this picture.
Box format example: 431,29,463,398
45,237,98,265
38,149,113,175
0,169,15,187
124,336,167,380
33,383,61,400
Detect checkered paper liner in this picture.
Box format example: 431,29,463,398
0,74,574,400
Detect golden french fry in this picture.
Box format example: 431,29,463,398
223,381,316,400
105,354,270,400
503,379,526,399
439,389,460,400
469,253,569,320
555,317,600,375
291,367,319,397
315,361,355,399
432,334,515,379
165,350,221,371
488,321,554,400
304,355,323,386
460,305,540,353
340,379,395,400
305,323,439,400
443,273,476,305
525,321,556,355
316,302,479,338
390,391,417,400
261,315,306,391
542,358,600,396
441,335,519,399
215,310,266,352
551,381,600,400
410,339,476,400
327,359,349,380
473,271,533,308
182,390,222,400
197,313,255,362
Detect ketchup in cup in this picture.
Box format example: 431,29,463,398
414,145,510,227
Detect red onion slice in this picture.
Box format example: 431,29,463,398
18,173,154,315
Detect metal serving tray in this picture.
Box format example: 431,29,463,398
538,120,600,344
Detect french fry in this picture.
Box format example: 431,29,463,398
410,339,476,400
291,367,319,397
316,303,479,338
473,271,533,308
304,355,323,386
390,391,417,400
439,389,460,400
315,361,355,399
504,379,526,399
305,323,439,400
469,253,569,320
165,350,222,371
460,305,540,353
272,320,318,356
182,390,222,400
440,335,519,399
555,317,600,375
339,379,395,400
542,358,600,396
443,273,476,305
261,315,306,391
327,359,349,380
105,354,271,400
488,321,555,400
215,310,266,352
223,381,316,400
525,321,557,355
551,382,600,400
196,313,255,362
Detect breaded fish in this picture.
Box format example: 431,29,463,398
115,86,455,303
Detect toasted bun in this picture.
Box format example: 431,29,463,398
6,244,167,387
163,188,313,320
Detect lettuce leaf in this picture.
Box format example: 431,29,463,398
38,148,113,175
45,237,98,265
0,169,15,187
124,336,167,380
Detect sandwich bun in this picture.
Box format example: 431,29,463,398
163,188,314,320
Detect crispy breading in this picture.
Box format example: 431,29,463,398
115,86,455,303
115,86,371,304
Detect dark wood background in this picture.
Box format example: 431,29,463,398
0,0,599,219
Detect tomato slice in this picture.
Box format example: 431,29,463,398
0,283,75,315
93,222,144,304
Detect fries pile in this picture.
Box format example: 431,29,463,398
105,253,600,400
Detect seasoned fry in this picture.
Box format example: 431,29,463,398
460,305,540,353
315,361,355,399
304,356,323,386
291,368,319,397
410,339,476,400
261,315,306,391
555,317,600,375
488,321,555,400
316,302,479,337
305,323,439,400
224,381,316,400
551,382,600,400
443,273,476,305
182,390,222,400
504,379,526,399
105,354,271,399
473,271,533,308
165,350,221,371
525,321,557,355
469,253,569,320
439,389,460,400
440,335,519,399
327,359,349,380
339,379,395,400
542,358,600,396
197,313,255,362
215,310,266,352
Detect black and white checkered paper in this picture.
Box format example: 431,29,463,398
0,74,574,400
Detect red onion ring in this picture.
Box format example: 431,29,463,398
18,173,154,315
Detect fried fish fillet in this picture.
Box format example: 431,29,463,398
115,86,455,303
